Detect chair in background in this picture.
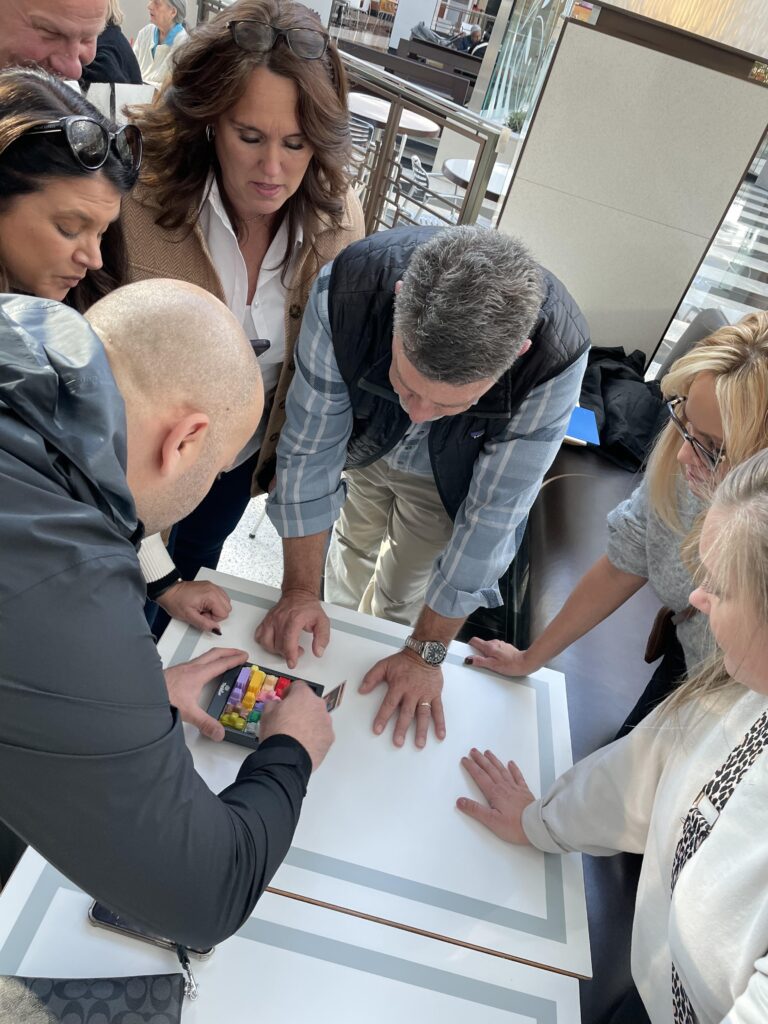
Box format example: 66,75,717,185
393,153,464,226
349,114,377,202
653,308,729,380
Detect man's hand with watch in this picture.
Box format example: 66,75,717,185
359,630,451,749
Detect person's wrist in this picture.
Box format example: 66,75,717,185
148,573,183,602
521,647,545,673
282,584,321,601
400,646,441,671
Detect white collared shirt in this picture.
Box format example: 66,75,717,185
199,176,303,462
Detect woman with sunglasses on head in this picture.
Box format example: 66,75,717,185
467,312,768,732
0,67,142,313
458,448,768,1023
122,0,364,633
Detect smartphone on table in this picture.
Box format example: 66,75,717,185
88,901,214,959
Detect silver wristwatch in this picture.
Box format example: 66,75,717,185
404,635,448,666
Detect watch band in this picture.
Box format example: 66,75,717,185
404,635,448,665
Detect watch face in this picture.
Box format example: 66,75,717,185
422,641,447,665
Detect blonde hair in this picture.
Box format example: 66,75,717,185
664,449,768,715
106,0,124,26
647,311,768,532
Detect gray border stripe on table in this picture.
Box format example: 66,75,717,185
0,865,558,1024
240,916,559,1022
284,847,564,939
0,863,75,974
169,588,567,943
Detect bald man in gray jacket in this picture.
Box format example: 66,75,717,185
0,282,333,948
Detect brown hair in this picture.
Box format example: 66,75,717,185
0,68,134,313
127,0,351,270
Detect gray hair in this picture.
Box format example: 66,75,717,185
393,227,543,384
167,0,187,24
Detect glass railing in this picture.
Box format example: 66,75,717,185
328,0,397,53
431,2,496,43
341,51,506,232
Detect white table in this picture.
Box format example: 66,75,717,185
442,157,512,202
0,850,581,1022
158,571,591,979
349,91,441,138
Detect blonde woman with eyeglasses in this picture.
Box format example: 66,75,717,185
466,311,768,731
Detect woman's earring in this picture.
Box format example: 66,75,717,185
205,123,216,143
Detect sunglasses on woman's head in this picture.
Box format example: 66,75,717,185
228,19,329,59
24,116,143,176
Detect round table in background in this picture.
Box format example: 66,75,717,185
441,157,512,202
348,91,441,139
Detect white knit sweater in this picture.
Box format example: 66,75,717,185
523,687,768,1023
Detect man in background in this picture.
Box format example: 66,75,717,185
0,0,106,79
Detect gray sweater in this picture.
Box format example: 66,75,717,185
606,475,713,670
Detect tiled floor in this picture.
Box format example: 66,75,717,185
218,494,285,589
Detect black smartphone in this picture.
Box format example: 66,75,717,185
88,901,214,959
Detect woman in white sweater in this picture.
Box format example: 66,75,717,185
132,0,188,89
458,449,768,1023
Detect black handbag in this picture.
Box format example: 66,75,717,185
0,972,185,1022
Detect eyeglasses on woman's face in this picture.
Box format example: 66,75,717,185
228,19,329,59
667,397,727,472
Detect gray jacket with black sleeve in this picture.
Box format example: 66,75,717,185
0,295,310,949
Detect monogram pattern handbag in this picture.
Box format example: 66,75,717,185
0,972,185,1023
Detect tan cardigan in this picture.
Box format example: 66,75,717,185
121,184,365,495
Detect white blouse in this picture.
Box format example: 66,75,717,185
138,178,303,587
132,23,188,89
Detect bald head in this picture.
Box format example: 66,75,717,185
87,278,262,448
86,279,263,534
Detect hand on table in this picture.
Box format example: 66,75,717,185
464,637,540,677
254,589,330,669
259,680,335,771
156,580,232,633
456,748,534,844
359,649,445,749
164,647,248,741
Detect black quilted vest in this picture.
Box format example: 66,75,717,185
328,228,590,520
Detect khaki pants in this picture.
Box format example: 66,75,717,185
325,461,454,626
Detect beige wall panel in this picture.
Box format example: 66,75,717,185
500,179,707,357
514,28,768,236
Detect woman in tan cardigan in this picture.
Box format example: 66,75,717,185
122,0,365,631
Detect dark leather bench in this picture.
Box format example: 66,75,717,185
338,40,473,104
396,38,482,80
529,446,660,1024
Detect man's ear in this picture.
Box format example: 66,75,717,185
394,280,403,296
158,412,210,478
518,338,532,356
